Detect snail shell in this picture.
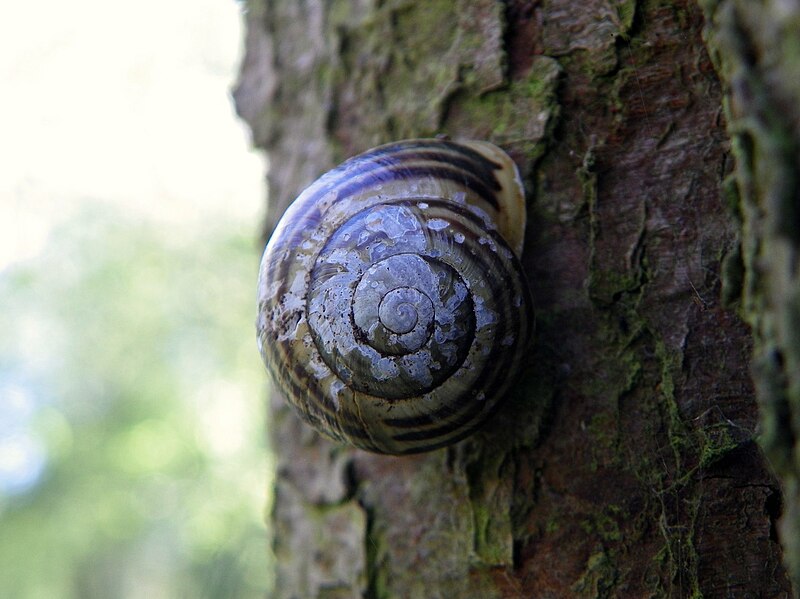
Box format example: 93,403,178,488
257,138,533,454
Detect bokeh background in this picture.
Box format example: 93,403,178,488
0,1,272,596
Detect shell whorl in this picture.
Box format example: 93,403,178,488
257,139,533,454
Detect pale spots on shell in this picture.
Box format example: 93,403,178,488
281,291,303,313
372,357,399,381
473,296,498,330
328,379,346,410
308,353,332,381
478,236,499,254
468,205,495,231
426,218,450,232
289,270,307,295
316,191,337,213
276,312,305,342
262,278,282,301
399,350,435,388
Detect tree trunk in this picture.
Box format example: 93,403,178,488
234,0,798,596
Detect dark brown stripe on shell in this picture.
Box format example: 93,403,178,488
313,163,501,210
354,139,504,175
332,146,504,195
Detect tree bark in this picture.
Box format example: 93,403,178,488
698,0,800,591
234,0,798,596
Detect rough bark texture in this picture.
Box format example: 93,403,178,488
234,0,798,596
698,0,800,590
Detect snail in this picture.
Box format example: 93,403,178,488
256,138,534,454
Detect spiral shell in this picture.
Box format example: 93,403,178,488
257,139,533,454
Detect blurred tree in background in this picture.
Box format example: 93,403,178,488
0,204,271,598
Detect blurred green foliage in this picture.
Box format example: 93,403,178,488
0,204,272,598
